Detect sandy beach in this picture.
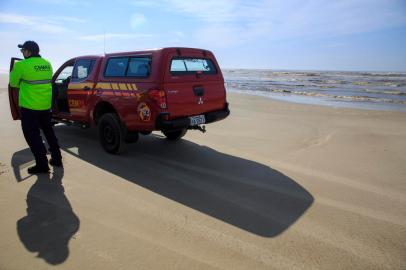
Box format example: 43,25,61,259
0,74,405,269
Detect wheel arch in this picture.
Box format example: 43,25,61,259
92,101,119,126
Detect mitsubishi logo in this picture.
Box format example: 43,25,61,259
197,97,204,105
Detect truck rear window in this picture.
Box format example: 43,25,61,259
170,58,217,75
104,57,151,77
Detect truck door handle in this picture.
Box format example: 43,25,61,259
83,86,91,90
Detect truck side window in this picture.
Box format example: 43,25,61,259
104,57,129,77
55,66,73,83
71,59,95,82
127,57,151,77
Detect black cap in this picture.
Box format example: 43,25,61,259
18,41,40,54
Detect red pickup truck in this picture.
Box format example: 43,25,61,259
9,47,230,154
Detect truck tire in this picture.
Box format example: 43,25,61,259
98,113,126,154
162,128,187,141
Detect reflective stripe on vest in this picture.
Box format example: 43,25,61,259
21,79,52,84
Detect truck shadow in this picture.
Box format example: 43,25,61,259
55,125,313,237
11,149,79,265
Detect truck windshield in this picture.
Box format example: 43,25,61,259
170,58,217,75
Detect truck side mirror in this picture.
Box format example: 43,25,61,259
62,76,71,86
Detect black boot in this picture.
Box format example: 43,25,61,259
28,165,50,174
49,158,63,167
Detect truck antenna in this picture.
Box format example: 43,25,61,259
103,28,106,55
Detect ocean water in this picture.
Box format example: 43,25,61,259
223,69,406,112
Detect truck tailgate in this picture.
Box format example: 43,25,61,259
162,49,226,119
164,80,226,118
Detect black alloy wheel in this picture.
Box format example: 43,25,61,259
98,113,126,154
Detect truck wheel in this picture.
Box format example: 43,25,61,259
162,128,187,140
98,113,126,154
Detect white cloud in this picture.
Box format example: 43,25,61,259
130,0,159,7
0,13,70,33
194,25,246,48
130,13,146,29
158,0,406,48
78,33,153,41
0,13,35,25
165,31,186,45
170,31,185,38
28,0,91,6
52,16,86,23
261,1,403,38
165,0,238,23
35,24,68,34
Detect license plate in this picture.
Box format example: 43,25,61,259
189,115,205,126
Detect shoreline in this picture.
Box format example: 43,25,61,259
222,68,406,74
227,88,406,113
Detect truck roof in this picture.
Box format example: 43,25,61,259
70,47,214,60
105,47,213,57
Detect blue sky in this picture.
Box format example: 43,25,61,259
1,0,406,72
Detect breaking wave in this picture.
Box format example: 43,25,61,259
268,89,406,104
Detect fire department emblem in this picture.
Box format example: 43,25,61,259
137,102,151,122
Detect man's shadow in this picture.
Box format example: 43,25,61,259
54,125,314,237
12,149,79,265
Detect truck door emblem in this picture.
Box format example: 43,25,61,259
137,102,151,122
198,97,204,105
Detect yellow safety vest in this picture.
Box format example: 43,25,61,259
9,56,53,110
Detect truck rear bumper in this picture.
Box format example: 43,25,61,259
156,103,230,130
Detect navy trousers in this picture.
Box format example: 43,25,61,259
20,108,62,168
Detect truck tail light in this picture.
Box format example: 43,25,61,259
148,89,167,109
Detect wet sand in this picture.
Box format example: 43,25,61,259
0,74,405,269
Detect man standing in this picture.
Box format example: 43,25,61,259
9,41,62,174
